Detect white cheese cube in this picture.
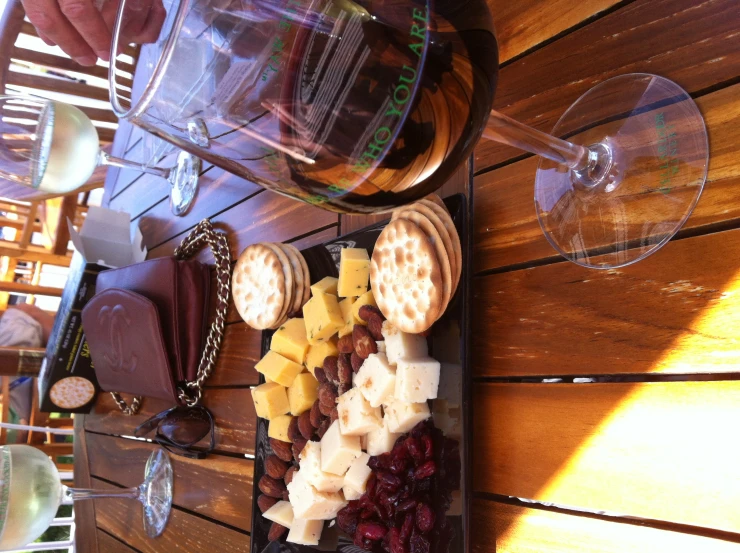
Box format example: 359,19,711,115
382,320,428,365
320,420,361,476
344,452,372,494
394,357,440,403
299,441,344,492
354,352,396,407
337,388,382,436
262,500,294,529
376,341,386,353
287,517,324,545
287,470,347,520
366,416,402,456
383,397,430,433
343,486,362,500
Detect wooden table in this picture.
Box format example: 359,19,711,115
74,1,740,551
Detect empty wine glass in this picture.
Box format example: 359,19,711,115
0,444,172,550
0,95,201,215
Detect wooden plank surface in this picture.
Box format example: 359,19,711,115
74,416,99,553
473,500,740,553
473,227,740,377
86,433,254,532
92,478,250,553
97,530,140,553
473,382,740,532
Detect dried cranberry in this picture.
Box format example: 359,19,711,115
397,499,417,513
361,507,376,520
344,500,362,514
409,532,430,553
357,522,388,541
405,437,423,465
415,503,435,533
386,528,405,553
337,507,359,535
390,448,410,475
377,471,402,491
366,473,377,499
421,435,434,461
414,460,436,480
410,419,431,439
354,531,375,550
400,512,415,542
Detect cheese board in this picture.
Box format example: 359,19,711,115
247,194,471,552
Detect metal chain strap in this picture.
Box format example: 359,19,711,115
112,219,232,414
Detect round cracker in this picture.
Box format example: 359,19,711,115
276,242,305,317
371,218,443,333
263,243,294,328
50,376,95,409
284,242,311,310
424,193,449,214
396,203,456,312
419,198,461,295
393,209,452,317
232,243,285,329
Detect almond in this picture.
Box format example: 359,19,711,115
292,437,307,459
351,351,363,372
257,494,278,513
298,410,314,440
330,406,339,423
337,334,354,354
367,314,384,341
287,416,302,442
270,438,294,462
338,354,353,383
314,367,328,383
353,325,377,359
318,382,338,411
338,381,351,396
310,400,322,428
323,356,340,384
359,304,384,322
258,475,286,498
284,466,298,486
268,522,288,541
265,455,288,479
317,417,331,439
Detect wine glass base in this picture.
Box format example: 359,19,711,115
170,151,201,216
141,448,173,538
534,73,709,269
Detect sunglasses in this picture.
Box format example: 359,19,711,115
135,405,215,459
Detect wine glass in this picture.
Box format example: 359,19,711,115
0,95,201,216
107,0,708,268
0,444,172,550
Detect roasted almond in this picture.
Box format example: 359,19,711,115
323,355,340,384
358,304,384,322
258,475,286,498
338,381,351,396
265,455,288,479
353,325,377,359
292,437,307,459
310,400,322,428
317,417,331,439
337,334,355,354
330,406,339,423
367,314,384,341
318,382,338,411
338,354,353,383
298,411,314,440
284,466,298,486
270,438,294,462
257,494,278,513
351,351,363,372
314,367,328,383
268,522,288,541
287,416,302,442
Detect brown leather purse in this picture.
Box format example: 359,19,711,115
81,220,231,415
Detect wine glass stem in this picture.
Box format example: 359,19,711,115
62,484,142,502
98,150,171,179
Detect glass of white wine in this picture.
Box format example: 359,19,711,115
0,95,201,215
0,444,173,550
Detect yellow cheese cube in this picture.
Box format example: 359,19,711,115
351,291,377,326
310,276,338,297
303,291,344,345
338,297,357,337
288,372,320,415
268,414,294,442
256,350,304,387
271,318,310,364
305,338,339,376
337,248,370,297
252,382,290,420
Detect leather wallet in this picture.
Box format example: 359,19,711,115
81,257,210,403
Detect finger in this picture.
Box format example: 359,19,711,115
120,0,153,41
128,0,165,44
57,0,113,61
37,31,57,47
21,0,97,65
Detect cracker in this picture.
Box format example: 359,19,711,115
284,242,311,309
232,243,285,329
393,208,452,317
276,242,305,317
419,198,461,295
263,243,294,329
425,193,449,214
371,218,443,333
49,376,95,409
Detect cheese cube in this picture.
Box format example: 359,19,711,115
383,397,430,433
320,420,361,475
344,452,371,494
343,486,362,500
382,321,428,365
251,382,290,420
268,414,294,442
305,338,338,376
271,318,310,364
337,388,382,436
263,501,294,529
303,292,344,345
365,416,402,456
337,248,370,297
298,441,344,492
256,350,304,387
376,341,386,353
338,297,356,338
287,469,346,520
394,357,440,403
311,276,338,297
354,353,396,408
287,518,324,545
288,372,319,415
351,290,377,325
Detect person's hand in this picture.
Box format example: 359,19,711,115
21,0,166,67
9,303,54,345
